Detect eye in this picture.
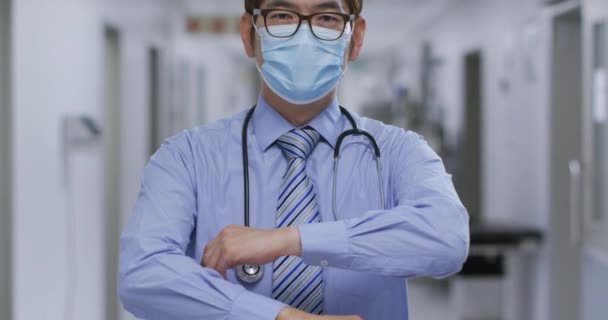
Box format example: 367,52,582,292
266,10,298,23
317,14,340,23
312,13,344,30
272,13,291,20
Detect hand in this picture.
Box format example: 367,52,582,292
202,225,301,278
277,307,363,320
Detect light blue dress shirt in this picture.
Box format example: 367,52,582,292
119,96,470,320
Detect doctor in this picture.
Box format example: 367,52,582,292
118,0,470,319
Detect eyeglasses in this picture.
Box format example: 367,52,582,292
252,8,355,41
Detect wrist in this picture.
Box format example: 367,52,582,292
276,226,302,257
276,307,290,320
277,306,306,320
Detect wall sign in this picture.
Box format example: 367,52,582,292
186,16,241,35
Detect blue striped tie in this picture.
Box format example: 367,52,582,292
272,127,324,314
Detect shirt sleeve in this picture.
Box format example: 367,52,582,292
118,134,286,320
298,130,470,279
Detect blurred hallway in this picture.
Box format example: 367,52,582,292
1,0,607,319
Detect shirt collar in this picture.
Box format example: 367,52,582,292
252,95,342,151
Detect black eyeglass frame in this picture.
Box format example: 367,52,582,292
252,8,356,41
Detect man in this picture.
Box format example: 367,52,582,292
118,0,470,319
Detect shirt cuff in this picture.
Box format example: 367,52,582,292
230,289,287,320
298,221,351,268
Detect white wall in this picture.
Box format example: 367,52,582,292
170,29,259,123
176,0,254,121
12,1,101,318
10,0,175,319
346,0,551,223
175,0,259,123
0,0,12,319
406,0,549,226
392,1,555,319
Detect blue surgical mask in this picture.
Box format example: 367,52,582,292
257,24,351,105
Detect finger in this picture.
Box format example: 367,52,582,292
219,267,228,280
201,243,212,266
202,240,217,267
207,254,223,277
204,242,222,272
208,238,234,279
215,248,233,280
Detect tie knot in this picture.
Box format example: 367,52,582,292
277,128,321,160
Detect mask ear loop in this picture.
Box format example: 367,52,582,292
340,18,356,77
251,9,264,37
251,10,265,73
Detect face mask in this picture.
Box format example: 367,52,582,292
257,24,351,105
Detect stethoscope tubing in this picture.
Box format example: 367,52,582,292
238,105,384,284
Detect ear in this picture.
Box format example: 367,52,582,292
348,16,366,62
241,13,255,58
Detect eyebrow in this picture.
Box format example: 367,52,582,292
264,0,297,9
313,1,344,12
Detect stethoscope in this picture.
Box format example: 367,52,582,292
236,105,386,284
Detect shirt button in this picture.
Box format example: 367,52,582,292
320,260,329,267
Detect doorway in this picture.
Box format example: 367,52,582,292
549,7,583,320
148,47,161,156
0,0,12,319
196,66,206,126
103,26,122,320
457,51,483,224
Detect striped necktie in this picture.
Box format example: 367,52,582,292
272,127,324,314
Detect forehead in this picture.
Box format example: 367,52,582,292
259,0,350,12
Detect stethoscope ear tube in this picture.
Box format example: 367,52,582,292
332,117,385,220
332,158,340,221
334,129,381,159
242,107,256,227
333,108,384,218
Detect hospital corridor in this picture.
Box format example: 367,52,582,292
1,0,608,319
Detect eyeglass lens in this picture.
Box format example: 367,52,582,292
255,10,349,40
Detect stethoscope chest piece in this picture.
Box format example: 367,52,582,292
237,264,264,284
